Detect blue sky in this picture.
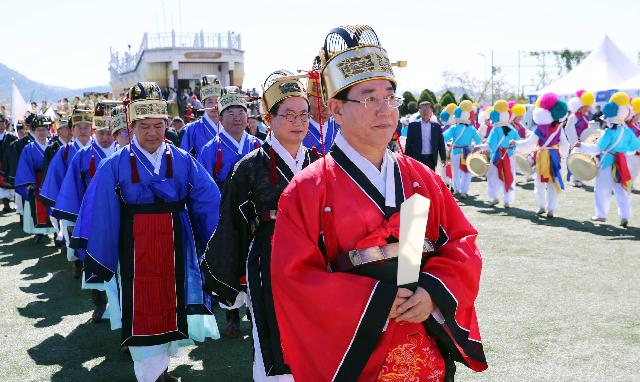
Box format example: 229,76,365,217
3,0,640,93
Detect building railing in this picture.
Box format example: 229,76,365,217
109,30,242,74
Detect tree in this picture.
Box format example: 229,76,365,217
399,91,417,115
439,90,457,107
529,49,589,89
418,89,437,106
460,93,473,102
407,100,418,114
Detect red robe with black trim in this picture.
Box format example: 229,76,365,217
271,151,487,381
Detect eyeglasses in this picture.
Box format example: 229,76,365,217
344,95,404,110
276,112,310,123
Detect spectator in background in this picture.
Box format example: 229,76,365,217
247,116,267,140
591,104,604,128
185,104,194,123
404,101,446,170
191,95,204,110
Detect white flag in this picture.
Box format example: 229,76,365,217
11,79,29,129
44,106,57,120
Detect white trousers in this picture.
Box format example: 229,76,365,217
15,193,23,215
130,341,184,382
628,153,640,189
0,187,13,199
534,177,560,212
487,160,516,203
594,167,632,220
247,281,295,382
451,154,472,193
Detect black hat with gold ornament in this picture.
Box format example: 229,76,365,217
110,105,127,135
218,86,248,115
261,70,307,124
319,25,406,102
70,104,93,127
126,82,168,122
200,75,222,102
93,100,122,131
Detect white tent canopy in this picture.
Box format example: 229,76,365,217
616,73,640,97
535,36,640,97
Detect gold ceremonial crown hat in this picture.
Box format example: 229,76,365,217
320,25,400,102
71,104,94,126
127,82,168,122
262,70,307,119
218,86,247,115
200,75,222,101
110,105,127,135
93,100,122,131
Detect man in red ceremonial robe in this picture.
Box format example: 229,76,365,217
270,25,487,381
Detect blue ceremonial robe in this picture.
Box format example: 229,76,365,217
40,140,87,208
71,141,220,347
197,131,262,189
302,117,340,154
179,115,220,157
15,140,56,233
54,141,110,222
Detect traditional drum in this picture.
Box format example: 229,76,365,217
568,153,599,181
568,134,600,181
467,151,490,176
579,122,602,142
515,152,534,174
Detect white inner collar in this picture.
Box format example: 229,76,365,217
98,143,116,157
269,134,305,175
221,128,247,154
334,132,396,207
35,140,47,151
74,138,92,150
204,113,221,133
132,135,166,175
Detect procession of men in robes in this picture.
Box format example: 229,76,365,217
3,21,640,382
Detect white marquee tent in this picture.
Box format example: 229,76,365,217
534,35,640,99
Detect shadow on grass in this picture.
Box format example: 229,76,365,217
0,211,96,327
27,321,134,382
459,195,640,240
175,308,253,381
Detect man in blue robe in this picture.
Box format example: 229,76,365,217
303,74,340,155
71,82,220,382
197,90,262,191
14,115,57,243
54,105,117,322
179,75,223,157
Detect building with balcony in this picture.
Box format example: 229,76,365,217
109,30,244,96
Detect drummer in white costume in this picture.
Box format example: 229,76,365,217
576,92,640,227
443,100,482,198
565,90,596,187
516,93,569,218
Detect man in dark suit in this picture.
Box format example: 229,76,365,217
404,101,446,170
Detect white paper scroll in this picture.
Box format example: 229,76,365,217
397,193,430,286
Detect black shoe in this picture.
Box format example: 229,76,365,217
221,321,240,338
156,369,179,382
1,199,11,213
34,234,44,244
71,260,83,279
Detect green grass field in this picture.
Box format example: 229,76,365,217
0,178,638,382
